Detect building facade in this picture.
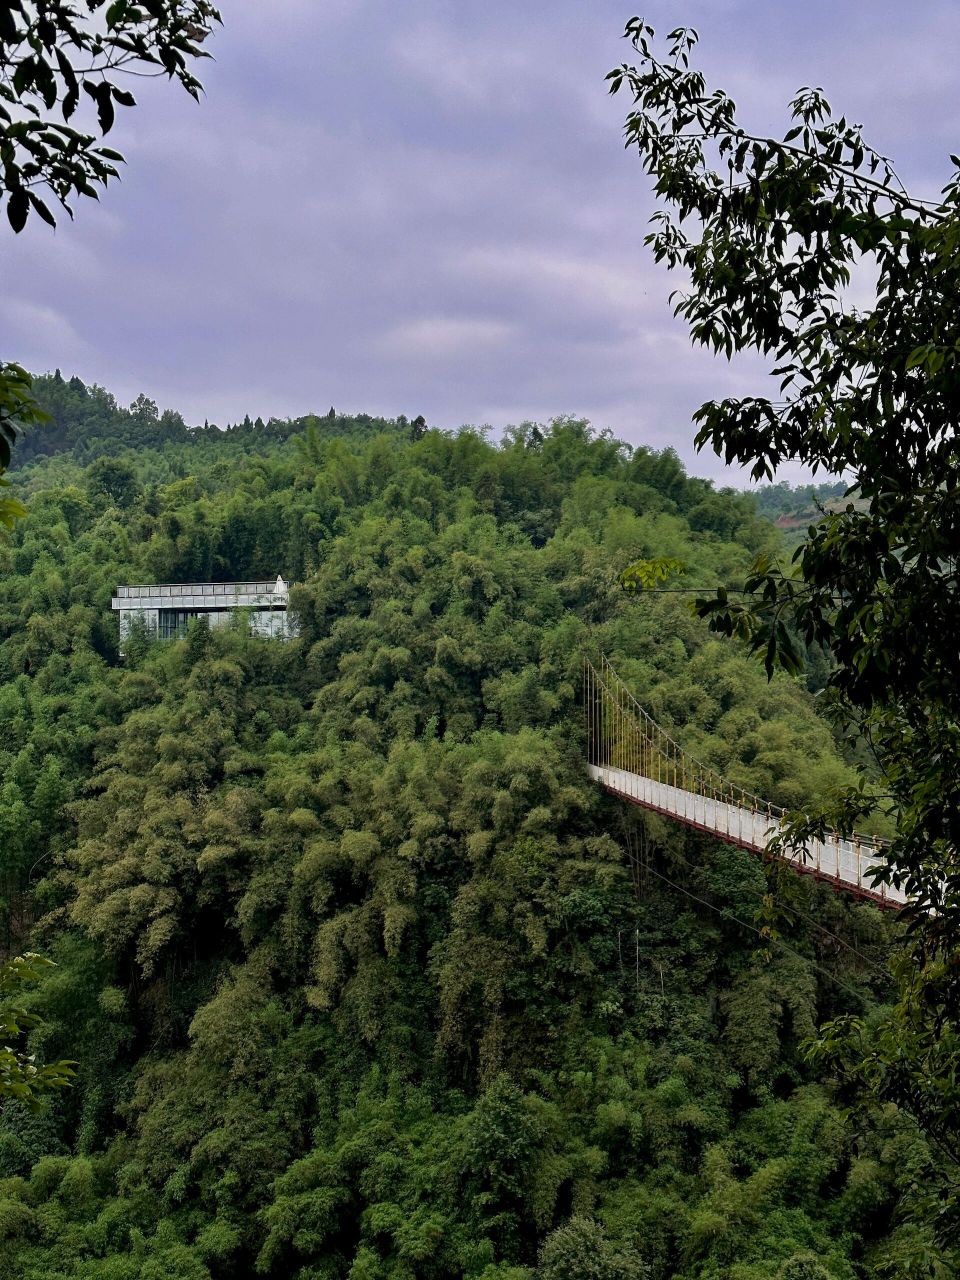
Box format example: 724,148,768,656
111,576,296,646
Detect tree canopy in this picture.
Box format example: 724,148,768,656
0,387,946,1275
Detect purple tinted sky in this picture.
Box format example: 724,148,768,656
2,1,958,481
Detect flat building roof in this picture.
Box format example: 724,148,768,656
111,576,289,611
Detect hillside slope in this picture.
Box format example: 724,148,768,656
0,383,928,1279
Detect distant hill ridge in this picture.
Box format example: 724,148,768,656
16,371,405,466
21,372,856,535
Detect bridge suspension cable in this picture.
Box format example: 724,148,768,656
584,654,902,909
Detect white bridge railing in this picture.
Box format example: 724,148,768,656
585,655,904,908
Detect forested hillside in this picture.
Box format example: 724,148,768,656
0,378,930,1278
751,482,849,524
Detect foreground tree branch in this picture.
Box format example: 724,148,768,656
611,18,960,1259
1,954,74,1106
0,0,221,232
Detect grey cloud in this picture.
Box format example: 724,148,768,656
1,0,957,480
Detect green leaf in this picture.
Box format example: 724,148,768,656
6,186,28,233
618,556,687,593
28,190,57,228
106,0,129,27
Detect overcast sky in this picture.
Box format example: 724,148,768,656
2,1,958,482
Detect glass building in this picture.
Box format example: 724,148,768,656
111,575,296,648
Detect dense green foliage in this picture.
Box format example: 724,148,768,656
0,382,939,1277
0,364,36,528
610,19,960,1252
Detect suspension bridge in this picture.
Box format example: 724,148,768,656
584,655,905,909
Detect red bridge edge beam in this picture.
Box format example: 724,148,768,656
597,780,900,912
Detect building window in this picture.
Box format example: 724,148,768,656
158,608,207,639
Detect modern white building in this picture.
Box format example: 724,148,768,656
111,575,296,646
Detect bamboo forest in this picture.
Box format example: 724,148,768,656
0,373,933,1280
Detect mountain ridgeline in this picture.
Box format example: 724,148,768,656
0,375,928,1279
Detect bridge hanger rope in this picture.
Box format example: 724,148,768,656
638,857,886,1003
588,652,792,821
585,653,902,908
654,840,893,982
